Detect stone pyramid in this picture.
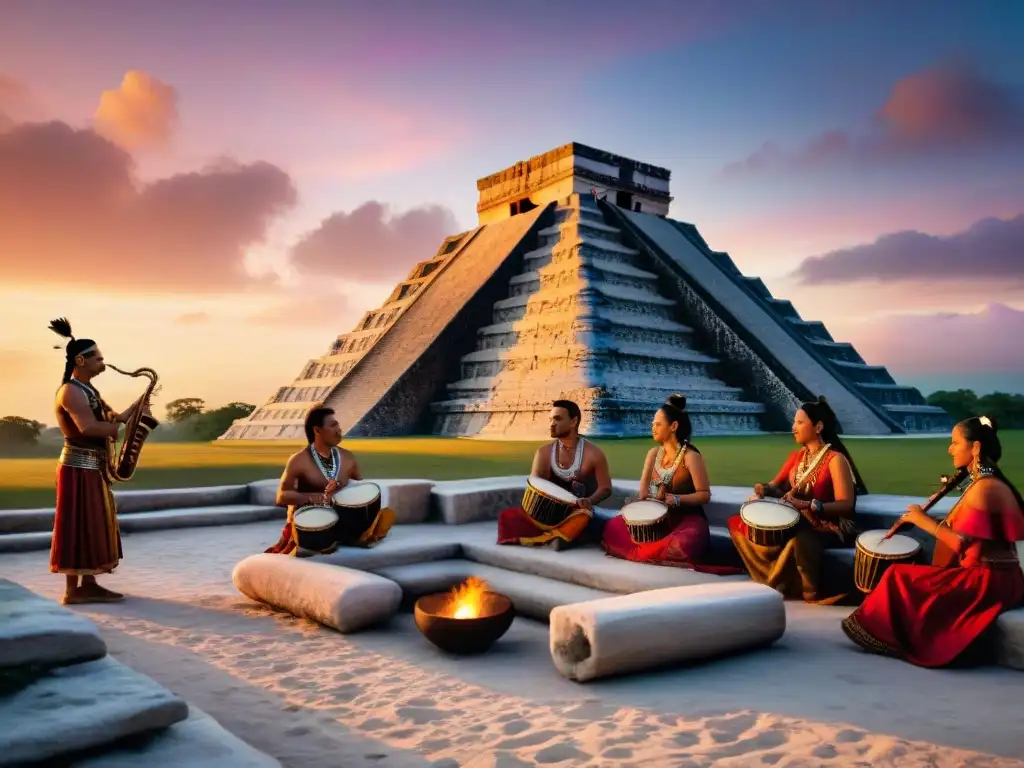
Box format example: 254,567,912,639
221,143,947,440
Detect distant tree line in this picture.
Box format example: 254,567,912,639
924,390,1024,429
0,398,255,452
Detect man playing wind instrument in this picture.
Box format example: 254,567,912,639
47,318,151,605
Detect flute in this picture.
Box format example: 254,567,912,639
882,467,968,540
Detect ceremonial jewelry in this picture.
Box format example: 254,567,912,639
551,438,585,481
310,445,341,482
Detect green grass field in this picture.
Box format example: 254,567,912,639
2,432,1022,510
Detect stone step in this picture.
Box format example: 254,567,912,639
0,655,190,766
0,505,286,552
538,218,621,237
0,579,107,669
72,707,281,767
371,559,615,622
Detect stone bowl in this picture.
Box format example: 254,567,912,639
413,591,515,655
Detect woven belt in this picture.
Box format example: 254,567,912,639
59,445,106,471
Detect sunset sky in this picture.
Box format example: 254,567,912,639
1,0,1022,425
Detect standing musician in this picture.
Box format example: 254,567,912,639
602,394,737,573
496,400,613,550
727,396,867,603
264,405,394,556
48,318,149,605
843,416,1024,667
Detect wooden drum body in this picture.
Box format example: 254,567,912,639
522,476,578,527
740,498,800,547
854,530,921,593
332,482,383,542
621,500,672,544
292,505,340,552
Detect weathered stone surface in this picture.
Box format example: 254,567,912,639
994,608,1024,671
74,707,281,767
0,655,189,766
430,476,527,524
246,478,434,524
0,579,107,669
113,485,249,514
232,554,402,633
550,581,786,682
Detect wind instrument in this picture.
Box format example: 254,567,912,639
881,467,968,540
106,364,160,483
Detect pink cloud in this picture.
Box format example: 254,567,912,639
724,60,1024,175
841,304,1024,375
290,201,458,282
0,119,297,292
93,70,179,150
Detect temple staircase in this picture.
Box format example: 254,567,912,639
430,195,768,438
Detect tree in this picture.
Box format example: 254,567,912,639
926,389,1024,429
185,402,256,442
0,416,46,445
925,389,978,423
165,398,205,423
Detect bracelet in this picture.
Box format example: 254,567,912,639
811,499,824,515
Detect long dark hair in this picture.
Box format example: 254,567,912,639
660,394,696,450
800,396,868,495
959,416,1024,513
47,317,98,386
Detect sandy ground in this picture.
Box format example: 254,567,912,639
3,520,1023,768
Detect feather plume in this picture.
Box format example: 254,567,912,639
48,317,74,340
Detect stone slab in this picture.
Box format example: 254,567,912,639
118,505,286,533
373,560,615,621
113,484,249,514
994,608,1024,671
232,554,402,633
456,524,746,594
430,475,530,525
549,581,786,682
0,655,190,766
0,579,107,669
317,530,461,570
246,478,436,524
74,707,282,767
0,531,51,553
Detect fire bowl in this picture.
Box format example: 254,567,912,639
413,591,515,655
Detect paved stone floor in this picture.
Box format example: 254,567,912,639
3,521,1022,767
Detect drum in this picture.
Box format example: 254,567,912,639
292,505,340,552
854,529,922,593
739,498,800,547
621,500,672,544
332,482,383,542
522,475,578,526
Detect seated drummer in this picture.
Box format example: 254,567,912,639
264,405,394,556
496,399,613,550
726,396,866,603
842,416,1024,668
602,394,736,574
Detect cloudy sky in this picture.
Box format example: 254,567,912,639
1,0,1022,423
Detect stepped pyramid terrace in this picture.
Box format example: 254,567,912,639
220,142,949,441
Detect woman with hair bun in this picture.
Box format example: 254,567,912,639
602,395,736,573
843,416,1024,667
727,396,866,603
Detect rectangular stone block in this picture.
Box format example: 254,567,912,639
0,655,189,766
430,476,528,524
0,579,107,669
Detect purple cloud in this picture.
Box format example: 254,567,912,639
791,213,1024,285
725,60,1024,175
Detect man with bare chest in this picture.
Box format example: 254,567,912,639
264,406,394,556
497,400,614,550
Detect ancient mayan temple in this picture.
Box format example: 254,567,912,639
220,142,948,441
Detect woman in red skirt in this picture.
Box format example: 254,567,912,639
842,416,1024,667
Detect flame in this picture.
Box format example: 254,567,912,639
446,576,489,619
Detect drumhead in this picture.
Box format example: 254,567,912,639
333,482,381,506
621,500,667,523
740,499,800,528
528,475,578,503
293,506,339,530
857,529,921,557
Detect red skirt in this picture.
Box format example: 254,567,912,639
602,510,742,575
50,465,122,576
842,562,1024,667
